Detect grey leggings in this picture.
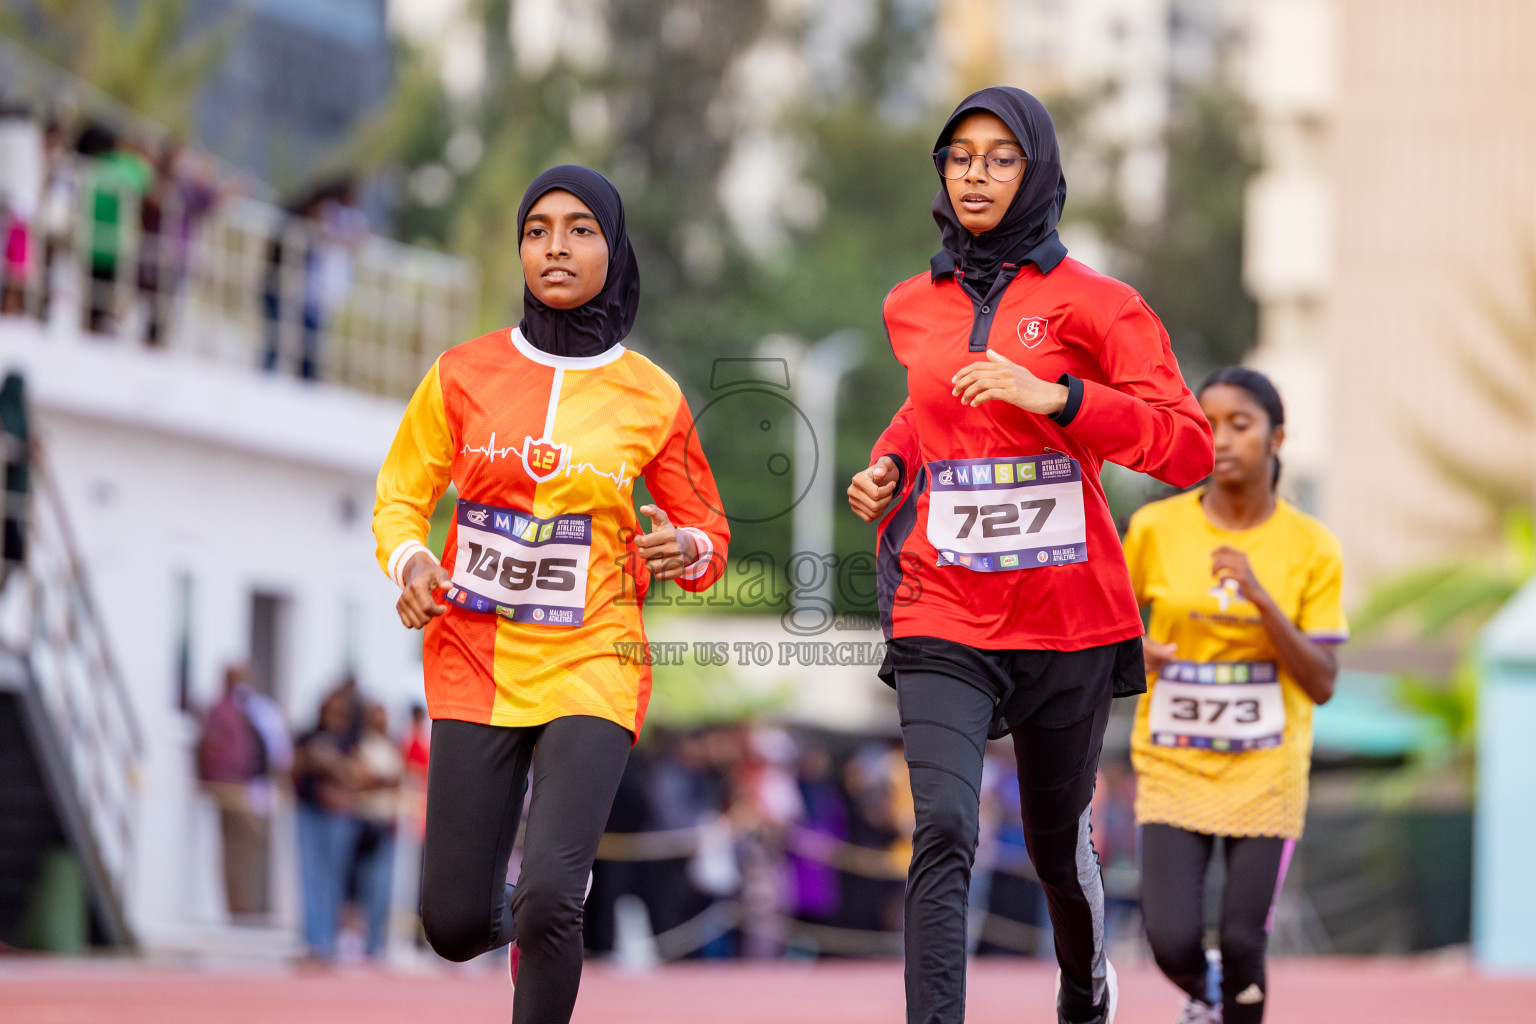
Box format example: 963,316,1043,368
897,669,1113,1024
420,716,631,1024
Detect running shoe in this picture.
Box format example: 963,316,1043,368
1054,960,1119,1024
1175,996,1221,1024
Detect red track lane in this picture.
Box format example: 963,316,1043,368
1,958,1531,1023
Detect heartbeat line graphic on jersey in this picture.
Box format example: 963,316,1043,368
461,432,633,489
566,458,634,491
461,432,519,461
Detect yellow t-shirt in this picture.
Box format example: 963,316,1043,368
1123,490,1347,838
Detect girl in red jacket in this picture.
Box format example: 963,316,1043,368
847,86,1212,1024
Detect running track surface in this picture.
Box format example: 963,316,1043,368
2,958,1530,1023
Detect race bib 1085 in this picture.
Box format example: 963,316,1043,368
446,499,591,626
925,453,1088,571
1147,659,1286,753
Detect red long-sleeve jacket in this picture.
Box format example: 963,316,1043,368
872,255,1212,651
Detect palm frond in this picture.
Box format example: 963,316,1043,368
1352,558,1523,640
1408,427,1529,521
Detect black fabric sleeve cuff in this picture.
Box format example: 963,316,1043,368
883,454,906,494
1048,374,1084,427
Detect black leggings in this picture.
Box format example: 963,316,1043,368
421,716,631,1024
898,669,1112,1024
1139,824,1294,1024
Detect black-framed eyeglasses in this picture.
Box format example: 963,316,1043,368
933,145,1026,182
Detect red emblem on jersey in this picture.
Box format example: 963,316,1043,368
521,437,569,482
1017,316,1049,349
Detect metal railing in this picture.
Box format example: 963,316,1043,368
0,445,143,943
1,155,477,401
6,157,479,398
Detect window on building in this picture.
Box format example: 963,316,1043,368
248,591,291,701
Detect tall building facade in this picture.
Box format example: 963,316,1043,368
1243,0,1536,587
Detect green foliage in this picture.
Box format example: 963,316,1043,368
645,654,793,728
1406,244,1536,536
1125,85,1260,380
1350,513,1531,642
1361,660,1477,809
0,0,239,133
1056,80,1260,380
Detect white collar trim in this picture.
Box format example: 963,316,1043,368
509,327,626,369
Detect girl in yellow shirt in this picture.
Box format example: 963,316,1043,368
1122,368,1347,1024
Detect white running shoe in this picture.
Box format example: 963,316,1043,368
1054,960,1119,1024
1175,996,1221,1024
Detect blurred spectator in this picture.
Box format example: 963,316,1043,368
313,177,365,326
840,739,910,934
76,123,152,335
787,740,848,925
137,140,219,345
38,116,79,319
731,727,803,957
401,703,430,786
292,689,360,963
348,702,402,960
262,178,365,380
196,663,287,919
0,104,43,316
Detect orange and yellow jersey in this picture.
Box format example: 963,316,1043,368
372,327,729,738
1123,490,1347,838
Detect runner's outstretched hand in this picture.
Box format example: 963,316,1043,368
848,456,898,522
637,504,697,580
398,551,450,629
952,349,1069,415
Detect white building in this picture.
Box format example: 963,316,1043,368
0,134,475,952
1239,0,1536,589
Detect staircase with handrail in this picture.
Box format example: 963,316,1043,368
0,427,143,948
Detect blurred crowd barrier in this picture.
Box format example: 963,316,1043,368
0,108,476,399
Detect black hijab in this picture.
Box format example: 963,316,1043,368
931,86,1068,293
516,165,640,358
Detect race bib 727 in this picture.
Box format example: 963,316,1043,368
924,453,1088,571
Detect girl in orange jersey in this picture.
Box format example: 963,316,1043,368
373,165,728,1022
